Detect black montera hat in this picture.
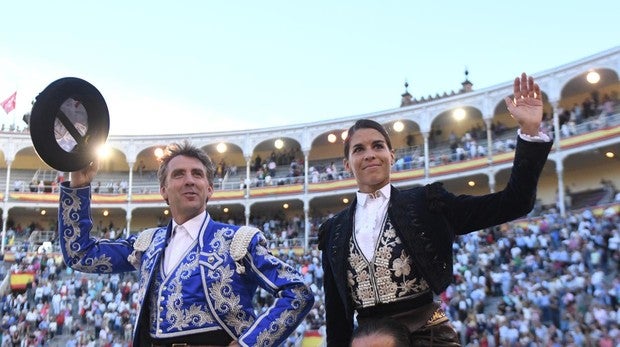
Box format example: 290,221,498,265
29,77,110,172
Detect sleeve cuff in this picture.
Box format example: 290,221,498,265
517,129,551,143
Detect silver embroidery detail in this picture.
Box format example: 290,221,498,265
128,228,157,269
208,227,254,335
230,226,260,274
255,286,311,346
164,249,215,331
60,189,114,273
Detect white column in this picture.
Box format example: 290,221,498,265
1,208,8,255
423,132,430,180
245,156,251,199
244,203,251,226
488,172,496,194
3,160,11,203
125,209,132,237
550,100,566,217
127,161,134,202
485,118,494,165
303,201,309,252
303,151,309,194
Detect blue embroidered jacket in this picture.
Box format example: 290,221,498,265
58,183,314,347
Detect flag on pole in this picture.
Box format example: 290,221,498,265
1,91,17,114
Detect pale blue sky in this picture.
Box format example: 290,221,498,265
1,1,618,135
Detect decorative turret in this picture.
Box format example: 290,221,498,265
400,80,413,107
400,68,474,107
461,68,473,93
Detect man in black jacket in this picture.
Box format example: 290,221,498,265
319,73,552,346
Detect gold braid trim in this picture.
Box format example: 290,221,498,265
424,308,449,327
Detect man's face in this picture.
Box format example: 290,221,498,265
160,155,213,224
344,128,394,193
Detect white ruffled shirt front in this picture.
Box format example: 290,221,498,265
354,184,391,261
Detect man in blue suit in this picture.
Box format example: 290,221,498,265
59,142,314,347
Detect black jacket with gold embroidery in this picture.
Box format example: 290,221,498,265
318,137,552,346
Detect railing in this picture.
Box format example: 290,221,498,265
425,112,620,167
28,230,56,245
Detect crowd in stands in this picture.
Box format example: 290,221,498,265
0,202,618,346
91,181,129,195
249,147,307,188
12,173,66,195
556,92,619,138
444,205,620,346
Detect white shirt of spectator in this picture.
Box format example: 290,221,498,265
164,211,207,275
354,184,391,261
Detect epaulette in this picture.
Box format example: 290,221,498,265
127,228,158,269
230,226,260,274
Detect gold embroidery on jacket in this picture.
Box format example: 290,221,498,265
348,220,430,308
425,308,448,327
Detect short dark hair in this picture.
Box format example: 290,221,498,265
351,317,411,346
157,141,215,188
343,119,393,159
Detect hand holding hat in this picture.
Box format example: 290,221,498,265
70,161,99,188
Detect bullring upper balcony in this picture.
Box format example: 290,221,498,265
1,46,619,235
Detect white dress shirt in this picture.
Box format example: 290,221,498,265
354,184,391,261
163,210,208,275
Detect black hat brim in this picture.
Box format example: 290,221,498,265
29,77,110,172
